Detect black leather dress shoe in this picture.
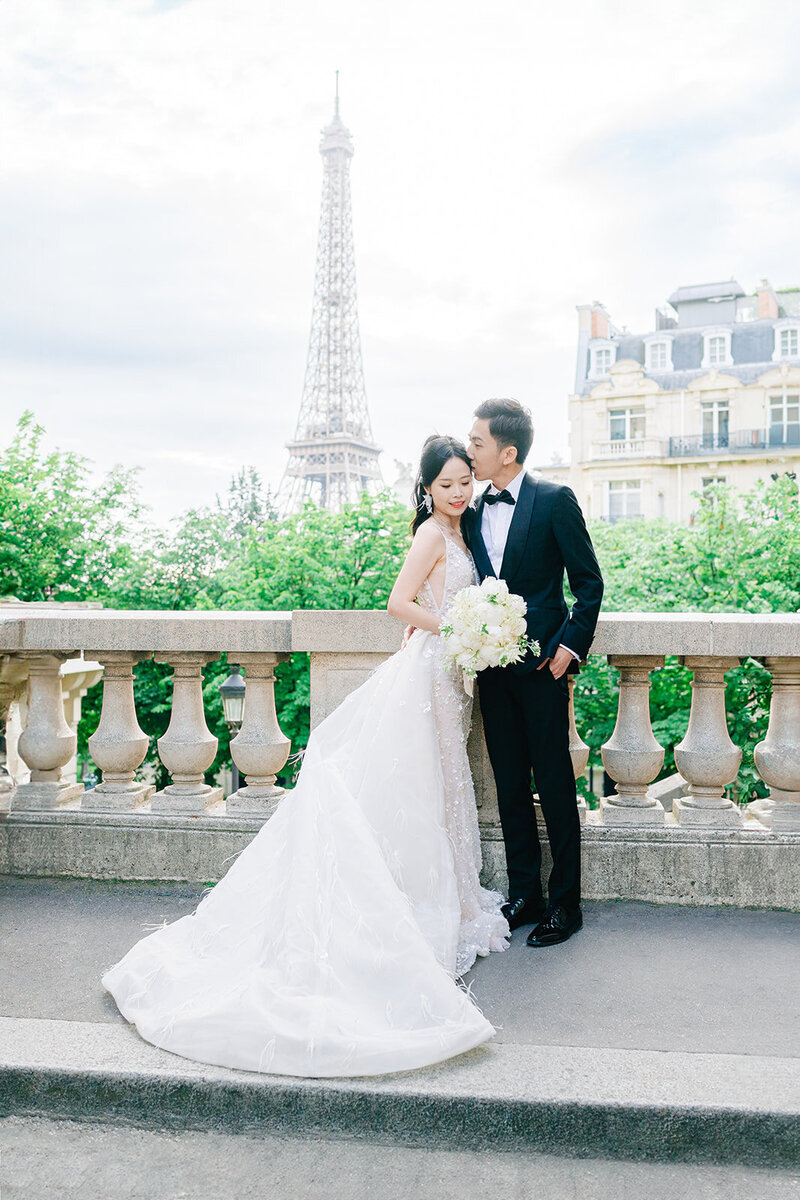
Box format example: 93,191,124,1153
526,905,583,947
501,897,545,931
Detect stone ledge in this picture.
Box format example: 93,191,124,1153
1,1017,797,1166
2,609,799,658
1,809,797,908
0,805,268,835
289,610,800,657
0,611,292,655
292,609,402,653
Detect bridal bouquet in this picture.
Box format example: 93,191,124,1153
439,577,540,695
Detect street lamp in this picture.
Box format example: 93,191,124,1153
219,665,246,793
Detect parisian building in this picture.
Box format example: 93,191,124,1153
542,279,800,522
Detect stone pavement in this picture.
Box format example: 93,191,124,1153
1,876,799,1194
3,1115,800,1200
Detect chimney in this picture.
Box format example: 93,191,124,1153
576,303,593,333
757,279,779,320
577,301,611,339
591,302,610,339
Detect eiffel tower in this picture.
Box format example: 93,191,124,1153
280,77,382,514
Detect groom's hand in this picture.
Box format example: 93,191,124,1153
537,645,573,680
401,624,416,649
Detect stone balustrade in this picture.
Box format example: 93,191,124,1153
0,611,291,817
1,608,798,908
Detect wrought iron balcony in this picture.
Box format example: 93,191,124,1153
669,429,800,458
591,430,800,461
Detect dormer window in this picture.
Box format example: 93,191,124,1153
649,342,667,370
644,335,673,373
773,324,800,361
708,336,726,364
701,328,732,369
589,340,615,379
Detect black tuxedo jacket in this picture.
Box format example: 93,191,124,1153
465,473,603,675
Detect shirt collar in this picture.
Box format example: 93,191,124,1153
488,467,525,500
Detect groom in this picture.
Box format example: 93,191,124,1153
466,399,603,947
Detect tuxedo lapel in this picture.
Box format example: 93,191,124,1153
470,494,496,579
499,473,537,582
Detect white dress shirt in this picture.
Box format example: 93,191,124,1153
480,468,579,662
480,467,526,576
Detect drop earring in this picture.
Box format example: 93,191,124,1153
423,493,433,513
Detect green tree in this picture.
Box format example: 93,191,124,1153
0,412,145,602
9,411,796,805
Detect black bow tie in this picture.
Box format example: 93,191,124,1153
484,489,515,507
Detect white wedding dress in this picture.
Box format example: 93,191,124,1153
102,526,509,1078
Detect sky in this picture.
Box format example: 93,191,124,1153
2,0,800,524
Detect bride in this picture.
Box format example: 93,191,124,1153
102,434,510,1078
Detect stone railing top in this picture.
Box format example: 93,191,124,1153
291,610,800,657
292,609,402,653
0,610,292,655
1,608,798,659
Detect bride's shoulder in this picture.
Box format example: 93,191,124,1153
408,520,447,566
412,520,445,547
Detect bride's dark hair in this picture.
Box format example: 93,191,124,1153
411,435,474,535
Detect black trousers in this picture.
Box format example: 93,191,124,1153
478,665,580,911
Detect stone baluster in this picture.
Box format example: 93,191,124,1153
4,697,28,788
151,653,223,813
227,652,290,817
567,676,590,824
60,660,103,785
83,652,152,810
673,656,742,827
11,653,84,809
0,657,28,798
749,657,800,832
532,676,591,825
600,656,666,825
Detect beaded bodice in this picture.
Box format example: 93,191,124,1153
416,523,478,617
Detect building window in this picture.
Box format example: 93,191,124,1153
645,338,672,372
701,476,727,489
769,393,800,446
773,326,800,361
701,329,732,368
589,340,616,379
607,480,642,522
701,400,729,449
608,407,646,442
708,336,726,364
650,342,667,370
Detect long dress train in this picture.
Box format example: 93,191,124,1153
102,528,509,1077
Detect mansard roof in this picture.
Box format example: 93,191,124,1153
667,280,746,305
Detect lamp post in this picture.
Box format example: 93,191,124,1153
219,665,246,794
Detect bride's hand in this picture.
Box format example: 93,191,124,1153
401,624,416,649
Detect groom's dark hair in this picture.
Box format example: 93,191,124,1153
474,398,534,464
